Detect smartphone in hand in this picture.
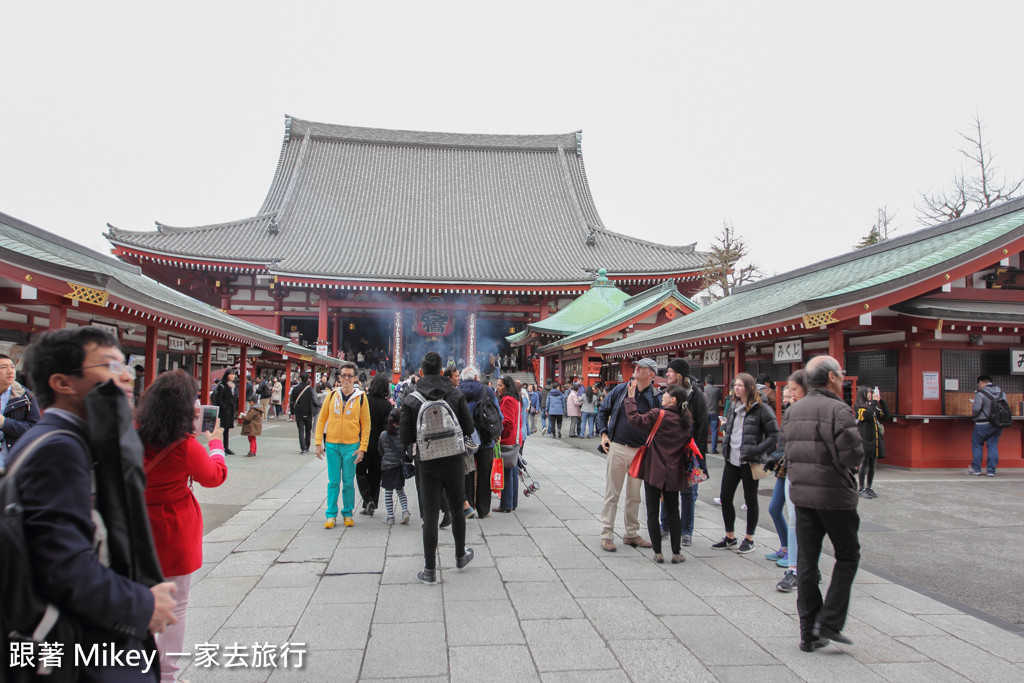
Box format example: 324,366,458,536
200,405,219,432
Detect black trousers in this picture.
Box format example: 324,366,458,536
720,461,759,536
413,464,450,518
466,445,494,513
295,414,312,452
356,453,382,509
795,506,860,639
549,415,562,437
222,427,232,451
418,456,467,570
645,482,681,554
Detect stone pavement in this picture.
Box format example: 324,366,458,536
180,423,1024,682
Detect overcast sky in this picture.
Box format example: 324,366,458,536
4,1,1024,280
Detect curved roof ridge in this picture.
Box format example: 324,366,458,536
259,117,295,213
593,224,698,253
554,142,595,234
148,212,277,233
284,115,581,152
273,130,312,226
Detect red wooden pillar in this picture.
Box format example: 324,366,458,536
733,341,745,378
49,304,67,331
144,325,158,392
333,314,341,358
828,327,845,361
317,296,328,347
201,337,212,403
237,346,248,424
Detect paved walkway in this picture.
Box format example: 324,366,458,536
181,422,1024,682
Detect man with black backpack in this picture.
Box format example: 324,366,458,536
400,352,476,585
2,327,177,681
458,365,500,516
966,374,1011,477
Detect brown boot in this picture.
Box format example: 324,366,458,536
601,538,616,552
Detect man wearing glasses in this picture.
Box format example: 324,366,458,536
314,361,370,529
783,355,864,652
0,352,40,474
6,327,178,679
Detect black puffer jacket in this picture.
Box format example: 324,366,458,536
721,400,779,465
782,387,864,510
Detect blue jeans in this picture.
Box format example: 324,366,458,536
499,464,520,510
785,477,797,569
768,475,787,549
971,422,1002,473
661,483,698,535
325,442,358,518
581,412,596,438
709,414,720,451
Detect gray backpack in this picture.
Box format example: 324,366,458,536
410,391,465,461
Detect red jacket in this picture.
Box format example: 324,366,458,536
499,394,522,446
144,435,227,576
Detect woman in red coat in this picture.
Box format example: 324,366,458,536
625,381,694,564
137,369,228,683
494,375,522,513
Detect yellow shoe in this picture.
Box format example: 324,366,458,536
343,517,354,527
324,518,336,529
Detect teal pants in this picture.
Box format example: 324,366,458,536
325,442,359,518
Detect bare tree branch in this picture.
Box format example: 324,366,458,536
917,114,1022,224
698,220,763,301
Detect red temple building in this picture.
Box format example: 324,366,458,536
106,116,707,382
600,199,1024,469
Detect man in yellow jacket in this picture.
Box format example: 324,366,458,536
315,361,370,528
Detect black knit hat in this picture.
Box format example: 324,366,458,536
667,358,690,377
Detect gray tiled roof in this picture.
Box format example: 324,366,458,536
600,198,1024,355
0,210,334,362
106,117,705,285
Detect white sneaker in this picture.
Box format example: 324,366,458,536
713,497,722,505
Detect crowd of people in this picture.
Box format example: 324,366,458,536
5,324,1013,679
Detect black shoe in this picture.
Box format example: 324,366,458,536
711,536,738,550
812,624,853,645
224,448,235,455
456,547,475,569
439,512,452,529
367,501,376,516
737,538,755,554
800,637,830,653
777,569,797,593
417,569,438,585
859,489,870,499
866,488,877,499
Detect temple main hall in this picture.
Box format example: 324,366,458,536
107,116,706,382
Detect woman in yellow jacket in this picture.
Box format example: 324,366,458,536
315,363,371,528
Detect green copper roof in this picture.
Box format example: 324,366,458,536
510,271,631,340
539,281,697,353
600,199,1024,354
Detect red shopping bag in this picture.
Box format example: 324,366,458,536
627,409,665,479
491,454,504,493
